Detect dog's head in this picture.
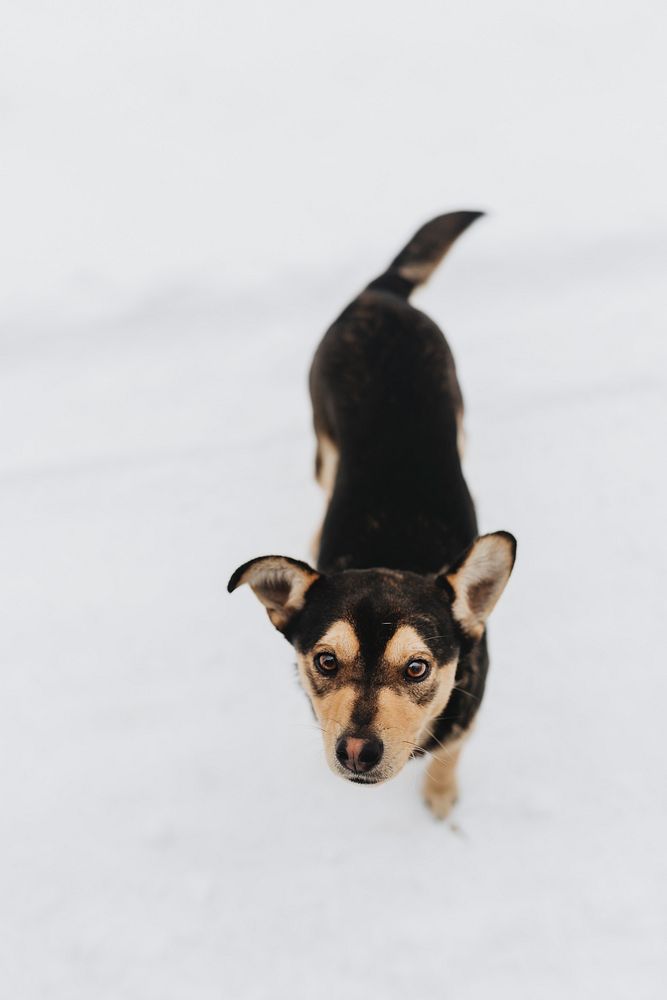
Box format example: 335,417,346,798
228,532,515,784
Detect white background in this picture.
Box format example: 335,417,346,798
1,2,666,997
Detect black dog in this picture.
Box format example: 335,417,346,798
229,212,516,816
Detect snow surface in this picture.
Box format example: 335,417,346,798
1,3,666,998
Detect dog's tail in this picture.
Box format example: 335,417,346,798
366,211,484,299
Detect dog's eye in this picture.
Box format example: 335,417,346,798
404,659,430,682
314,652,338,676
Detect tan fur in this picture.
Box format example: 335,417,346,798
414,660,459,744
376,657,458,747
423,735,466,819
309,524,322,563
397,260,434,284
311,433,339,561
295,661,358,769
383,625,432,668
316,620,359,661
455,409,466,460
295,619,361,751
312,685,357,736
316,434,339,498
446,535,514,639
375,686,430,768
235,557,319,631
373,657,457,777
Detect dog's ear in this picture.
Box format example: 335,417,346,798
438,532,516,639
227,555,321,632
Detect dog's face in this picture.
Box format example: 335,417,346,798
289,571,463,784
228,533,515,785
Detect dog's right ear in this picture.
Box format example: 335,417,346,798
227,555,321,632
438,532,516,640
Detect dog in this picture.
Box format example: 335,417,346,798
228,212,516,818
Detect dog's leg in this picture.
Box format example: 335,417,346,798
310,434,339,561
455,409,466,461
315,434,339,496
310,524,322,562
423,736,465,819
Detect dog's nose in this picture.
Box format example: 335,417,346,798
335,735,384,773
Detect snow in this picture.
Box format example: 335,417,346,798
1,2,666,998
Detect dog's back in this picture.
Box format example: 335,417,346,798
310,212,483,575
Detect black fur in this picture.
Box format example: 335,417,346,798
310,287,477,574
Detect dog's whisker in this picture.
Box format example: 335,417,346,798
401,739,437,761
317,716,348,739
422,728,458,760
453,685,479,701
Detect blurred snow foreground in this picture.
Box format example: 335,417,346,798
1,3,666,999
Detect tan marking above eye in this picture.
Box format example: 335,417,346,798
383,625,432,670
313,620,359,663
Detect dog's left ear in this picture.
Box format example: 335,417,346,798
227,555,321,632
438,532,516,639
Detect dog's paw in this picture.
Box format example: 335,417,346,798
423,777,458,820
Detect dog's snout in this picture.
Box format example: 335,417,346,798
335,735,384,773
